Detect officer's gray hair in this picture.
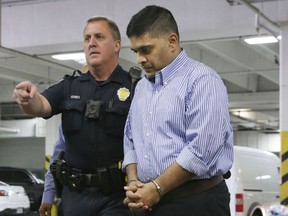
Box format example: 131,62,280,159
84,16,121,41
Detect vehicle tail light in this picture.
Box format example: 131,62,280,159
236,193,244,212
0,190,8,196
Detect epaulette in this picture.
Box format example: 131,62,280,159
72,70,84,76
63,69,83,80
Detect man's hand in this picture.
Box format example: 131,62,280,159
39,203,53,216
124,181,147,212
13,81,37,105
124,181,161,212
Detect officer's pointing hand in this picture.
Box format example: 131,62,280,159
13,81,37,105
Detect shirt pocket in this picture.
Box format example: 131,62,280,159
62,100,85,133
104,100,130,137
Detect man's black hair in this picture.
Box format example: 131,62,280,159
126,5,179,39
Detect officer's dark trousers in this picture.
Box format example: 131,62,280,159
61,186,132,216
58,201,63,216
135,180,230,216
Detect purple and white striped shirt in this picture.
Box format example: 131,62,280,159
123,50,234,182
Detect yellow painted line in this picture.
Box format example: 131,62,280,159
281,131,288,176
281,131,288,153
280,181,288,202
45,155,51,171
51,203,58,216
280,131,288,205
282,159,288,175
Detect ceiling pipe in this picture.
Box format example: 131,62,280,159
255,13,279,40
238,0,280,29
0,46,75,72
1,0,57,7
258,22,279,38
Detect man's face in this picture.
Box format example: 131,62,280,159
129,33,174,78
83,21,120,67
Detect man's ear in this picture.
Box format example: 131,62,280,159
168,33,179,51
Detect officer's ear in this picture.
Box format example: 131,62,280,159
114,40,121,54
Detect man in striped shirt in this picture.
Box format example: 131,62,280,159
122,5,234,216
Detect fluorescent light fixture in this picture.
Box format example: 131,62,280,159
229,108,252,113
256,175,271,180
0,126,20,134
244,36,278,45
52,52,85,60
52,52,86,65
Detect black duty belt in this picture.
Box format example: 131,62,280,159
162,175,224,201
56,161,126,194
69,164,119,187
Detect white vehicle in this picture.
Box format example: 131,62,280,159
226,146,281,216
0,181,30,215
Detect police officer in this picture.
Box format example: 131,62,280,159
13,16,135,216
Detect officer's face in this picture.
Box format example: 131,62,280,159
129,32,178,78
83,21,120,68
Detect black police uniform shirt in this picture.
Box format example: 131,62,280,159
42,65,132,172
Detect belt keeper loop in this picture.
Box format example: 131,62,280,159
151,179,163,198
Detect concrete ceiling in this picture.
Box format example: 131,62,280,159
0,0,287,132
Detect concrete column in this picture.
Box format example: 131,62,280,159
280,23,288,206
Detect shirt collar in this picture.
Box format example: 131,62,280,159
161,50,189,82
79,65,126,85
145,50,189,86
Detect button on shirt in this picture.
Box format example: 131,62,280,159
122,50,234,182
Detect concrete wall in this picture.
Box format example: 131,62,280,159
0,137,45,169
234,131,280,154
